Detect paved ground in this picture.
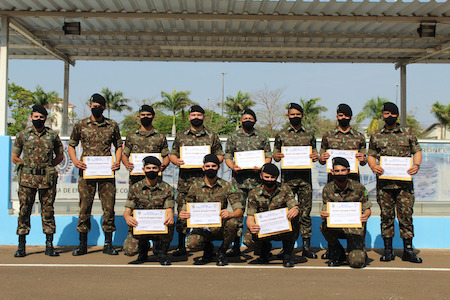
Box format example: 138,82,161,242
1,246,449,299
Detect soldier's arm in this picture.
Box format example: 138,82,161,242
123,207,138,227
68,122,86,169
68,145,86,170
52,136,64,166
318,133,329,165
11,153,24,165
272,133,283,162
112,146,122,171
52,152,64,166
11,133,24,165
320,186,330,220
361,208,371,223
122,135,134,171
367,155,383,175
408,151,422,175
246,215,260,234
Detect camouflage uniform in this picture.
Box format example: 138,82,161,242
320,127,366,182
171,127,223,234
320,179,372,267
183,178,243,251
368,125,421,239
273,125,316,239
122,179,175,256
69,117,123,233
12,126,63,235
123,128,170,186
243,183,300,249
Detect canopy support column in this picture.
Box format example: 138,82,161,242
0,16,9,135
62,61,70,136
400,64,407,126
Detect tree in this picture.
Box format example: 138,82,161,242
431,101,450,139
7,83,34,136
299,97,328,133
204,109,236,136
356,96,389,135
33,85,58,108
224,90,255,130
253,86,287,138
406,114,424,138
119,111,140,136
101,87,132,119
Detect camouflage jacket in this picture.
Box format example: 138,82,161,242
320,126,366,154
247,183,298,216
12,126,63,189
125,179,174,210
225,128,272,160
68,117,123,157
321,179,372,235
182,177,243,211
123,128,170,158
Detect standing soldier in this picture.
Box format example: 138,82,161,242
272,103,318,259
68,93,123,256
225,109,272,257
170,105,224,256
367,102,423,263
11,105,64,257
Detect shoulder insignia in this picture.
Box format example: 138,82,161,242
364,189,369,197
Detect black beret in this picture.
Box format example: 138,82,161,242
337,103,352,117
382,102,399,115
139,105,155,115
142,156,161,167
332,157,350,169
189,105,205,114
287,103,303,113
261,163,280,178
242,109,257,122
203,154,220,166
90,93,106,106
31,105,48,116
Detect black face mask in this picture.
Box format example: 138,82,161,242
242,121,255,131
263,179,277,188
338,118,350,128
145,171,158,180
334,174,348,183
32,119,45,129
190,118,203,127
384,116,398,126
91,106,104,118
204,169,218,179
289,117,302,126
140,117,153,127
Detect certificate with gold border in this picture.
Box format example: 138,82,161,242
281,146,313,169
133,209,168,235
187,202,222,228
130,153,162,175
180,146,211,169
234,150,265,170
379,156,412,181
327,202,362,228
326,149,359,174
83,156,114,179
255,207,292,238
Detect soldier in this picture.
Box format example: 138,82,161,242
179,154,243,266
272,103,319,259
68,93,123,256
122,105,170,186
320,157,371,268
244,163,300,268
225,109,272,257
170,105,224,256
11,105,64,257
367,102,423,263
122,156,174,265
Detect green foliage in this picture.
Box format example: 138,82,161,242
7,83,34,136
101,87,132,118
203,109,236,136
33,85,58,107
406,114,424,138
356,97,389,135
119,111,140,136
224,90,255,129
153,111,190,135
431,101,450,127
299,97,328,133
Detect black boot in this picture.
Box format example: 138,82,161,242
302,238,318,259
217,246,228,266
72,232,88,256
158,242,171,266
45,234,59,257
321,249,330,259
197,242,214,265
226,236,241,257
172,233,187,256
282,240,295,268
402,238,423,263
327,243,346,267
14,235,26,257
129,238,149,264
380,238,395,262
153,240,162,256
255,241,271,264
103,232,118,255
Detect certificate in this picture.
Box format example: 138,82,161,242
254,207,292,238
281,146,312,169
379,156,412,181
130,153,162,175
326,149,358,173
83,156,114,179
180,146,211,168
187,202,222,228
234,150,265,169
133,209,168,235
327,202,362,228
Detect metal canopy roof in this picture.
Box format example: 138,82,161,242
1,0,450,65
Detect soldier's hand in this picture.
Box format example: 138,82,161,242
125,162,134,172
371,165,384,175
355,152,366,163
407,165,419,175
310,152,319,162
220,209,232,219
164,215,174,225
232,165,242,172
160,164,168,172
74,159,87,170
249,224,260,234
179,210,190,220
253,166,262,173
125,216,138,227
319,152,330,163
272,153,284,162
111,161,121,171
176,159,185,167
320,211,329,220
287,207,299,220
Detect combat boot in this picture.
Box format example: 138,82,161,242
72,232,88,256
103,232,118,255
216,246,228,266
380,238,395,262
45,234,59,257
327,243,346,267
153,240,162,256
226,236,241,257
321,249,330,259
282,240,295,268
301,238,318,259
197,242,214,264
402,238,422,263
255,241,271,264
14,235,26,257
172,233,187,256
158,241,171,266
129,238,149,264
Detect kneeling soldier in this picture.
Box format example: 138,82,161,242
123,156,174,265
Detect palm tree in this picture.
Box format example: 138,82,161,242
33,85,58,108
225,90,255,129
299,97,327,130
356,97,389,135
101,87,132,119
153,90,194,135
431,101,450,139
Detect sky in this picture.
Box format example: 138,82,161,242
7,59,449,129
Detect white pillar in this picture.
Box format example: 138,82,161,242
62,61,70,136
400,65,407,126
0,16,9,136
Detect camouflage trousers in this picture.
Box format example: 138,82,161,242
232,176,260,238
187,218,239,251
17,185,56,235
122,225,174,256
175,172,203,234
283,177,313,239
377,187,415,239
77,177,116,233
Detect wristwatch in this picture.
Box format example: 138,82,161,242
414,164,421,170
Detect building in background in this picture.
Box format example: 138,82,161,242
422,123,449,140
47,99,76,135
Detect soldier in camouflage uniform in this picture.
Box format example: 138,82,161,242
170,105,224,256
123,156,174,265
367,102,423,263
122,105,170,186
179,154,243,266
68,94,123,256
244,163,300,268
320,157,372,268
11,105,64,257
273,103,318,259
225,109,272,257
